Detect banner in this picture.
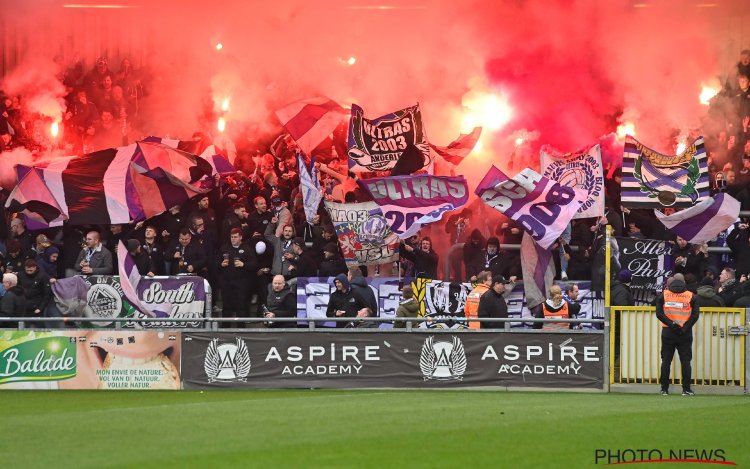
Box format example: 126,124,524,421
360,175,469,238
654,193,740,244
297,277,603,330
616,237,674,304
541,144,604,219
0,331,181,389
347,104,430,173
50,275,210,328
324,201,400,266
182,332,604,389
621,135,709,208
476,167,585,249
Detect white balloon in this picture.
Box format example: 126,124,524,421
255,241,267,255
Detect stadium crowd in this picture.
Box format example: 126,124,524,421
0,50,750,326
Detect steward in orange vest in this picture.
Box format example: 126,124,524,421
655,273,700,395
464,271,492,329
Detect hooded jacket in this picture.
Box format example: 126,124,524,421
36,246,60,279
325,274,367,328
394,298,420,328
350,276,378,316
696,284,725,308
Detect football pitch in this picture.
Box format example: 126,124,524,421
0,390,748,468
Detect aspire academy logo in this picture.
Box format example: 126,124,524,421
419,336,466,381
204,337,251,383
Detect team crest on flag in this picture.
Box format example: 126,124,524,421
360,175,469,239
325,201,400,266
622,136,709,208
347,103,430,173
476,167,585,249
541,144,604,219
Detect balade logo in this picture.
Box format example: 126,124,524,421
420,336,466,381
204,338,251,383
0,336,77,384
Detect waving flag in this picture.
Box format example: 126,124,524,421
541,143,604,219
5,141,212,226
476,166,585,249
521,232,555,310
298,154,323,225
348,103,430,173
429,127,482,166
325,201,400,266
117,241,170,319
622,135,709,208
361,175,469,239
275,97,348,156
654,193,740,244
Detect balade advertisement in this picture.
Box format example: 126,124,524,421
182,332,604,389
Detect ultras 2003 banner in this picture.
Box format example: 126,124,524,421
181,332,604,389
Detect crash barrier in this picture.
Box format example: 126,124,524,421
298,277,605,329
610,306,747,387
0,317,605,390
42,275,211,328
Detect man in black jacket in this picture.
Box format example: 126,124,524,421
218,228,256,321
348,266,378,316
287,238,317,278
264,274,296,328
1,273,26,327
656,273,700,396
610,270,635,306
325,273,367,328
717,267,742,307
168,229,207,276
477,275,512,329
17,259,51,316
319,242,347,277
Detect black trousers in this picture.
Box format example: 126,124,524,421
660,331,693,391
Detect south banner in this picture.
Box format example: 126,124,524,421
0,331,181,389
181,332,604,389
49,275,211,328
621,135,709,208
541,144,604,219
347,104,430,173
324,201,400,266
360,175,469,239
476,167,585,249
616,237,674,304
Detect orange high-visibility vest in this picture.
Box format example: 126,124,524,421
542,301,569,331
661,290,693,327
464,284,490,330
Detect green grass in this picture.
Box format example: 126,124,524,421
0,390,748,468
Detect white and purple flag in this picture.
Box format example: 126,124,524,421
476,166,585,249
298,154,323,225
521,232,556,310
360,175,469,239
117,241,171,319
654,193,741,244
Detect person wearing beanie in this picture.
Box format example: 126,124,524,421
656,273,700,395
610,269,635,307
483,237,504,277
696,276,725,308
126,238,155,276
326,273,367,328
462,229,486,281
319,242,347,277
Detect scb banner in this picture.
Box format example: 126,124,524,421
181,332,604,389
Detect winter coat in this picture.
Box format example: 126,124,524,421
350,276,378,316
696,285,725,308
394,298,420,328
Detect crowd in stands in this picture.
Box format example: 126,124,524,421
0,50,750,327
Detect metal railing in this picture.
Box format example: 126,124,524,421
610,306,747,387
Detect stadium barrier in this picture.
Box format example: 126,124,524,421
0,317,606,390
609,306,747,388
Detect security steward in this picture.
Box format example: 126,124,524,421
656,273,700,396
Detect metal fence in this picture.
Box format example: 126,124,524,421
610,306,747,387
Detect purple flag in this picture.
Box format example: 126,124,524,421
654,193,740,244
476,166,585,249
117,241,170,317
360,175,469,239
